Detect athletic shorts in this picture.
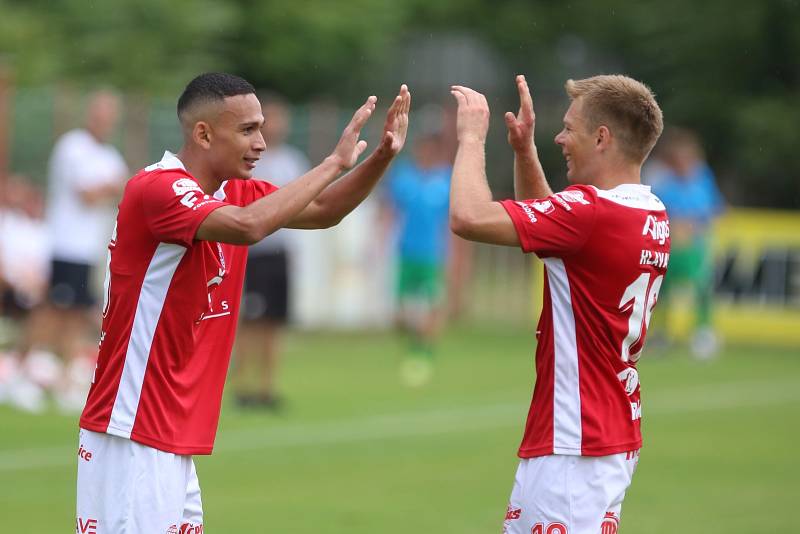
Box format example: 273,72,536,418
76,428,204,534
396,259,444,303
242,250,289,322
503,451,639,534
49,259,95,309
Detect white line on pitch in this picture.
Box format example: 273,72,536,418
0,380,798,472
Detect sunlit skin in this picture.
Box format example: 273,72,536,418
178,93,267,194
554,97,601,185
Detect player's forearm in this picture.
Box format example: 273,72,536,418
514,145,552,200
449,139,493,236
199,157,342,244
309,149,395,226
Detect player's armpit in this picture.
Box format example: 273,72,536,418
450,201,520,247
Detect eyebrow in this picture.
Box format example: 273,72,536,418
238,120,263,129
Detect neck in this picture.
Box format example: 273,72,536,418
86,126,105,144
176,146,224,194
588,161,642,190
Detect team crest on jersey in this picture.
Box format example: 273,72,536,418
601,512,619,534
531,199,555,214
172,178,204,196
166,525,179,534
617,367,639,396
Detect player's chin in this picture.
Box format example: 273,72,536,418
238,163,256,179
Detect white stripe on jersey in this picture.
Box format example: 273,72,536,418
108,243,187,438
544,257,582,454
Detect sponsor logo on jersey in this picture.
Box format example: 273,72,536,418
191,197,220,211
172,178,204,196
515,201,538,223
166,526,179,534
77,517,98,533
531,199,555,214
180,523,204,534
504,506,522,520
77,443,93,462
617,367,639,396
601,512,620,534
630,399,642,421
554,190,590,205
552,194,572,211
642,214,670,245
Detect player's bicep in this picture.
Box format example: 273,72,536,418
450,201,520,247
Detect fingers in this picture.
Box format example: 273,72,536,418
350,95,378,131
450,85,488,108
401,84,411,114
504,111,517,127
355,139,368,159
515,74,534,118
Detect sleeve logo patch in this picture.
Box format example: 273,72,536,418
554,190,591,205
515,201,538,223
172,178,204,196
531,199,555,214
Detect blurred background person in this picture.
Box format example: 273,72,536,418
382,111,453,387
0,176,52,412
233,92,310,410
648,127,726,359
26,89,128,412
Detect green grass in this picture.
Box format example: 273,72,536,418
0,324,798,532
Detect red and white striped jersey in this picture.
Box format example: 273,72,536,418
500,183,670,457
79,152,277,455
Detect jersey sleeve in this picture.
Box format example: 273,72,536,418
499,185,598,258
245,179,279,204
142,171,228,247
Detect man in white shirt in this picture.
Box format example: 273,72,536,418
39,90,128,410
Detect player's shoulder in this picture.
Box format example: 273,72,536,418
546,184,597,211
124,153,197,201
590,183,666,212
219,177,278,206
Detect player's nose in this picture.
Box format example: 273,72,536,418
253,130,266,152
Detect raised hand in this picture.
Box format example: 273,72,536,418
450,85,490,144
504,75,536,153
376,84,411,158
330,95,378,171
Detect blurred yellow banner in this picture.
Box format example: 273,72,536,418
530,208,800,349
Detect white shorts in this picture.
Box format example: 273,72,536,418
76,428,204,534
503,451,639,534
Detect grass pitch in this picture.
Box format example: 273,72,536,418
0,324,797,532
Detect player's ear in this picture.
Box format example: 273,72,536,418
193,121,212,149
596,125,611,150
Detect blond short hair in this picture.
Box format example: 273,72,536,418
565,75,664,163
